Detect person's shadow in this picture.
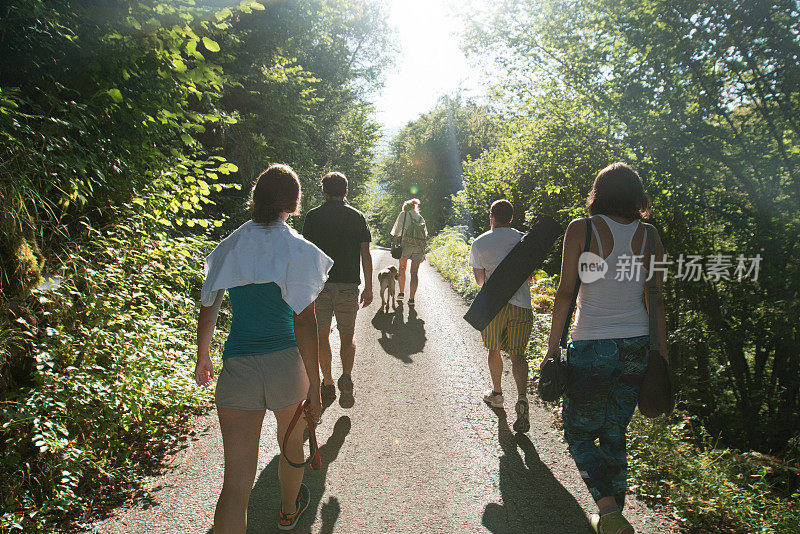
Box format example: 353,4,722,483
482,410,593,533
206,415,351,533
371,305,426,363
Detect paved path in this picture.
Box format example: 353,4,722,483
91,249,675,534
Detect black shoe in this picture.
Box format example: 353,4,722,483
513,398,530,433
321,383,336,405
338,374,354,408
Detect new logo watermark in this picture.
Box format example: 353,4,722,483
577,253,762,284
578,252,608,283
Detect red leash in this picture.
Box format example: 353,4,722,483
281,400,321,470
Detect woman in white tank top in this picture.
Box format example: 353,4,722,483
543,163,667,534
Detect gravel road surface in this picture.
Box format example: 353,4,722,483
91,248,675,534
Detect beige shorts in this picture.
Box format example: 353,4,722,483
315,282,360,337
215,346,309,411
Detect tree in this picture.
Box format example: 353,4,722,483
374,96,502,242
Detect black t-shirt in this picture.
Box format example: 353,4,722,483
302,200,371,284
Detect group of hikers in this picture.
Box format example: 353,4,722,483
195,162,664,534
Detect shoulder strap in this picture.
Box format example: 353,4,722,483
560,218,592,348
400,211,408,240
644,225,660,350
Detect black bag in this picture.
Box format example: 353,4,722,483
537,218,591,402
638,225,675,418
538,353,570,403
464,214,563,331
391,212,407,260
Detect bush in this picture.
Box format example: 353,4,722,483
427,226,481,300
628,415,800,533
0,219,225,531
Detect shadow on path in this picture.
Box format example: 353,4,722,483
371,306,426,363
482,410,593,534
204,415,351,534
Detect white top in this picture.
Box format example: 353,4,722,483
391,210,427,253
468,227,532,310
571,214,649,340
390,209,425,236
201,219,334,314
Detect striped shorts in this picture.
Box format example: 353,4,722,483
480,303,533,354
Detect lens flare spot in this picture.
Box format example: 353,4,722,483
410,185,419,194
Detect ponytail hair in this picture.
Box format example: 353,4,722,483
247,163,301,225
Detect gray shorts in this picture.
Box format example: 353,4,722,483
401,248,425,262
215,346,309,411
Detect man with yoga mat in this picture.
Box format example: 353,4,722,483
469,199,533,433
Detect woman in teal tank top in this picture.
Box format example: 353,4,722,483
194,164,333,532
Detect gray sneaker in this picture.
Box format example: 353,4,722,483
321,383,336,405
483,389,504,408
338,374,354,408
513,398,530,433
591,511,634,534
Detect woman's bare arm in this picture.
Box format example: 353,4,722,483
543,219,584,365
195,290,224,386
294,302,321,421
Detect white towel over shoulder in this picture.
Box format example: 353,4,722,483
200,219,333,314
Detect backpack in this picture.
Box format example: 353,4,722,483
401,213,427,250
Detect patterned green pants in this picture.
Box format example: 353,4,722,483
563,335,649,508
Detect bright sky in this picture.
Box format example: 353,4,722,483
371,0,490,135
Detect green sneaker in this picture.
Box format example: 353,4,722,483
590,511,634,534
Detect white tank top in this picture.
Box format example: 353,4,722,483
571,214,649,341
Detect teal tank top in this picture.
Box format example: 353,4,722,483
222,283,296,359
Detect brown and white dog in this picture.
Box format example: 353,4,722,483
377,265,399,312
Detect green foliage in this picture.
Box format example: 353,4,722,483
0,223,220,531
207,0,394,229
0,0,237,298
463,0,800,454
427,227,481,300
370,97,503,243
428,228,800,534
0,143,235,530
628,415,800,533
456,87,630,270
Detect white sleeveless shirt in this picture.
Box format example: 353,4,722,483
571,214,649,341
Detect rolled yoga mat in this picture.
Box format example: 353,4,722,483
463,214,563,331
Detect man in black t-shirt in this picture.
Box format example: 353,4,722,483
302,172,373,408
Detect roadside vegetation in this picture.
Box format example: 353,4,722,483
427,227,800,534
